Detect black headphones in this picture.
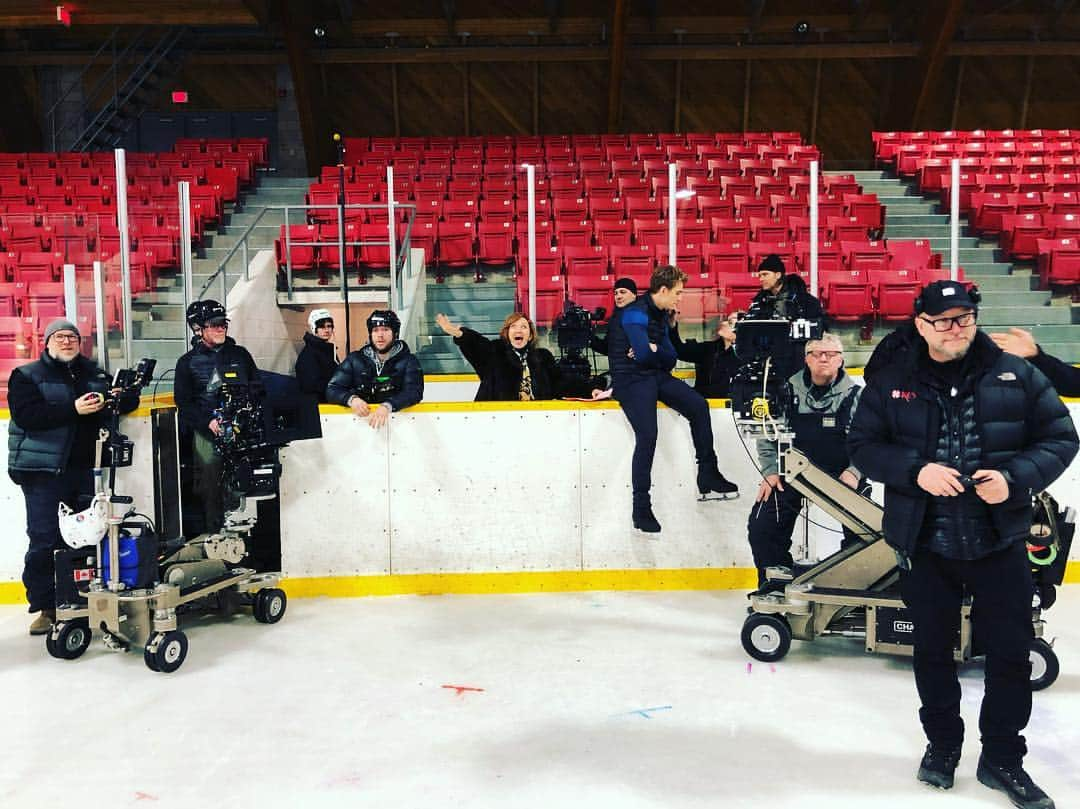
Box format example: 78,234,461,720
913,281,981,316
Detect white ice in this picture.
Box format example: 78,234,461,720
1,588,1078,809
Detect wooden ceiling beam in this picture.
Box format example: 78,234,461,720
0,3,258,27
276,0,330,176
607,0,628,133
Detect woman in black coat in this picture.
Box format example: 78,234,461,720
435,311,602,402
295,309,339,402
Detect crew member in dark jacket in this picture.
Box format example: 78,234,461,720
671,311,740,398
607,264,738,533
847,281,1077,807
295,308,338,402
990,325,1080,396
589,277,639,356
327,309,424,428
435,311,602,402
745,254,824,379
174,300,259,533
8,318,139,634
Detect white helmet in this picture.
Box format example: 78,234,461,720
58,493,108,549
308,309,334,334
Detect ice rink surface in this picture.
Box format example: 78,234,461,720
2,587,1078,809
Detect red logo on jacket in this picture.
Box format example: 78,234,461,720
891,389,916,401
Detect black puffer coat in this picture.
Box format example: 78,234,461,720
295,332,338,403
1029,346,1080,397
174,337,259,438
326,340,424,412
847,330,1078,558
745,273,824,322
454,327,590,402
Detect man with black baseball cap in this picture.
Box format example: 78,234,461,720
174,300,259,532
848,279,1077,807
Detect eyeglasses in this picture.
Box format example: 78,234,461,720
920,312,976,332
50,333,80,344
805,350,842,360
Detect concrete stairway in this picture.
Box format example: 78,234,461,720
844,170,1080,363
128,174,313,389
413,278,519,374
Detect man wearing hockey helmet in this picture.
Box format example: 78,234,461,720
327,309,424,429
295,308,338,402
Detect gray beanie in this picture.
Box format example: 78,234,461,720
44,318,80,343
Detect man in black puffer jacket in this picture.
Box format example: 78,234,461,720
295,308,338,402
327,309,423,428
8,318,139,634
848,281,1077,808
174,300,259,533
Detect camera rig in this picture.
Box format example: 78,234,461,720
729,317,822,431
553,298,607,385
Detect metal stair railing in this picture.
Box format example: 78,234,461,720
45,26,129,152
72,27,189,152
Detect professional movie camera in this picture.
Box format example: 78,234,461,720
729,319,799,427
98,358,157,468
553,299,606,383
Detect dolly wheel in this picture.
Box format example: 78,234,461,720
47,620,92,660
146,630,188,674
1030,639,1059,691
741,613,792,663
253,588,287,624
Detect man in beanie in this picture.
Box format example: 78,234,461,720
327,309,424,429
7,318,139,635
295,308,339,403
746,253,824,378
848,280,1077,807
174,300,259,533
589,277,639,356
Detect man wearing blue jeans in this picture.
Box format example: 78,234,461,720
605,264,738,533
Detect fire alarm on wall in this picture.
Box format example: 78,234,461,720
56,5,71,26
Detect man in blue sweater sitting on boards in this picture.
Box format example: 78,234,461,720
606,264,739,533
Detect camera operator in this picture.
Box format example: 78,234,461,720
435,311,604,402
746,254,824,379
670,311,741,399
295,308,339,403
848,280,1078,805
174,300,259,533
7,318,139,635
589,277,639,356
607,264,739,533
748,333,864,588
327,310,423,429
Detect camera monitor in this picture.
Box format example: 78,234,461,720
733,319,793,363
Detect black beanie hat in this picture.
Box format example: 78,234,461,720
758,253,786,275
613,277,638,295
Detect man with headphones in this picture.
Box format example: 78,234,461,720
327,310,424,429
748,332,865,589
295,308,339,403
848,280,1077,808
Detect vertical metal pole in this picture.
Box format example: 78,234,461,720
810,160,819,297
950,158,960,281
62,263,78,322
667,162,677,264
93,261,108,371
526,163,537,320
113,148,133,367
178,182,193,325
285,206,295,301
387,165,398,310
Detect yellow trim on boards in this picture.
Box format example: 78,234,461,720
1,563,1077,605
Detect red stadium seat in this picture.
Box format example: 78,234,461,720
871,269,922,320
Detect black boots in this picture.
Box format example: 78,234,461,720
697,463,739,500
977,756,1055,809
632,494,661,533
917,744,962,790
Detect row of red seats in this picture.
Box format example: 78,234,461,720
0,251,155,291
0,280,124,326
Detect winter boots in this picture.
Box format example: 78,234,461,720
976,756,1055,809
29,609,55,636
632,494,661,534
917,744,961,790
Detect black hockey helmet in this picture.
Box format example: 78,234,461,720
366,309,400,338
186,299,227,330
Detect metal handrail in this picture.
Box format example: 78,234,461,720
198,202,417,304
76,27,186,151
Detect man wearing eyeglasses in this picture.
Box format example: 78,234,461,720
7,318,139,635
848,280,1077,807
174,300,259,533
748,332,864,588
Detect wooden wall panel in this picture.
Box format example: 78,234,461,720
148,64,275,110
955,56,1026,130
398,63,465,137
814,59,887,166
620,59,675,134
746,59,814,137
467,61,532,135
679,60,743,134
538,61,606,135
1026,56,1080,128
324,64,395,138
